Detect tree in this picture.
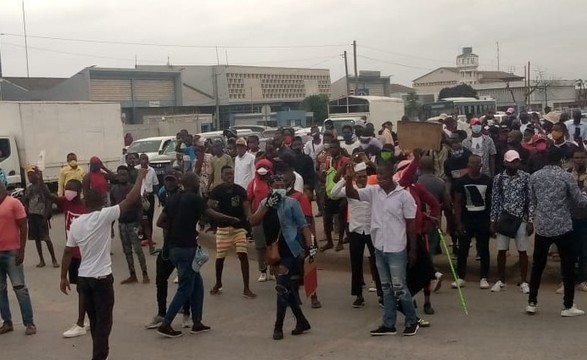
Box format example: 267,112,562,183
404,91,423,120
438,84,478,99
301,94,329,124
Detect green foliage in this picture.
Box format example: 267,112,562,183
438,84,478,100
301,94,329,124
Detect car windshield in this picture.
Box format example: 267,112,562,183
163,140,178,155
127,140,161,154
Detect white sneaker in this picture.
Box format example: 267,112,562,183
479,278,490,289
182,314,191,328
555,284,564,294
63,324,87,338
577,282,587,292
520,282,530,294
491,280,505,292
267,273,276,281
451,278,465,288
526,302,537,314
561,305,585,317
257,272,268,282
368,281,377,292
145,315,164,329
173,276,179,284
430,272,443,293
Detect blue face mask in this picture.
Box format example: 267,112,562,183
272,189,287,198
342,133,353,142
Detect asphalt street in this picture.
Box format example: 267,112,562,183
1,211,586,360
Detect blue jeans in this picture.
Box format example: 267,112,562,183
0,250,34,326
164,247,204,325
374,248,417,328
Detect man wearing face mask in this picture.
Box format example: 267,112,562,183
303,126,324,165
551,122,576,169
565,110,587,145
58,153,85,196
489,150,534,294
505,130,531,172
341,125,360,155
462,118,497,177
82,156,115,206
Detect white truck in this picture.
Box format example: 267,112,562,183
0,101,124,191
325,96,405,137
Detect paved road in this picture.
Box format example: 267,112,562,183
1,212,586,360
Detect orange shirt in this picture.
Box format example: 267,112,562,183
0,197,27,251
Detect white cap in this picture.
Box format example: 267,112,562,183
354,162,367,173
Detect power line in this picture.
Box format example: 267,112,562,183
357,55,433,70
358,44,454,65
0,33,349,49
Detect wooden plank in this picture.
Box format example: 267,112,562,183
397,121,443,151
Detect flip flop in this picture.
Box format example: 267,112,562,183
209,287,223,295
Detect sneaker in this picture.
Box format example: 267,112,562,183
403,324,419,336
173,276,179,284
368,281,377,292
352,297,365,308
561,305,585,317
526,302,537,314
181,314,191,329
520,282,530,294
267,273,276,281
479,278,490,289
258,272,268,282
273,328,284,340
370,325,397,336
63,324,86,338
491,280,505,292
451,278,465,288
431,272,443,293
555,284,564,294
190,322,211,334
25,324,37,336
145,315,164,329
417,318,431,328
577,282,587,292
291,321,311,335
157,324,183,338
0,322,14,335
423,302,434,315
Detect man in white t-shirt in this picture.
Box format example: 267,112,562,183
234,137,256,189
60,169,147,360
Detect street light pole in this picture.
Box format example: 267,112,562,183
22,0,30,77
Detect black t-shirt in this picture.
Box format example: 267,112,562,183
109,184,141,223
263,208,292,258
454,174,493,221
164,191,206,248
209,183,248,228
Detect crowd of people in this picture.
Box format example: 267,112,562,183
1,106,587,359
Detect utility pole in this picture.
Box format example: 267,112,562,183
496,41,500,71
22,0,30,77
527,61,531,109
353,40,358,95
344,51,350,113
524,65,527,106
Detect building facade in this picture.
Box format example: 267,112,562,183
331,70,393,99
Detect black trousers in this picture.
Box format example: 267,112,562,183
349,232,382,297
156,252,190,317
457,219,490,280
529,232,575,309
77,275,114,360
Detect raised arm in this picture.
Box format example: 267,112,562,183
118,169,147,214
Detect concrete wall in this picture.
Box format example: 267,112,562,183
124,114,213,140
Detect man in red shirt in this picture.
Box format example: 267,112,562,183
0,182,36,335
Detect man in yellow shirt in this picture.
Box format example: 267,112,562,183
58,153,85,196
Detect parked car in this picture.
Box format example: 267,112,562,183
126,136,176,161
148,139,179,182
230,125,276,134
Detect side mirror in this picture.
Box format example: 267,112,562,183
158,150,164,155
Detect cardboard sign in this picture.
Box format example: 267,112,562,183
397,122,443,152
304,257,318,298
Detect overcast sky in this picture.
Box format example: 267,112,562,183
0,0,585,86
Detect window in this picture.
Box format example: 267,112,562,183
0,138,11,162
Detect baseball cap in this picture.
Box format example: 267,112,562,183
504,150,521,162
506,107,515,114
235,137,247,146
353,162,367,173
470,118,481,125
164,167,180,180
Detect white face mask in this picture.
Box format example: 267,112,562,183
272,189,287,198
64,190,78,201
359,142,370,149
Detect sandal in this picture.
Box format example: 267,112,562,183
209,286,223,295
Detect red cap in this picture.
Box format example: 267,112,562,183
470,118,481,125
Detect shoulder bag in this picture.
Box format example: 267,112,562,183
495,174,524,238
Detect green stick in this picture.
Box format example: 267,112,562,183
438,229,469,315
